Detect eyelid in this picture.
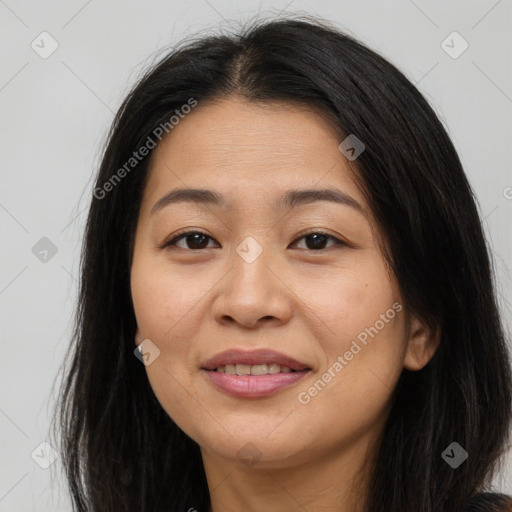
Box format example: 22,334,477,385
159,229,349,251
158,228,215,249
291,229,348,249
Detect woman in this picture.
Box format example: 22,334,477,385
51,14,512,512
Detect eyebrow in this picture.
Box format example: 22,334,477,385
150,187,366,216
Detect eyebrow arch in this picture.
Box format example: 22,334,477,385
150,187,366,216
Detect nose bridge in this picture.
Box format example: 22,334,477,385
212,233,292,327
230,233,277,297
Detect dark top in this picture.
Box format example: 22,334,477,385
465,493,512,511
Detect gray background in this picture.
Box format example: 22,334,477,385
1,0,511,510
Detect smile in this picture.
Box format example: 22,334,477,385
214,363,297,375
201,367,311,398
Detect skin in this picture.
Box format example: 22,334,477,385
130,96,440,512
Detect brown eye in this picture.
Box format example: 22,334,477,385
293,231,345,251
161,230,345,252
162,231,217,250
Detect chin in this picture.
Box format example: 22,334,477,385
198,431,314,469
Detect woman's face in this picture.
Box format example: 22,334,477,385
130,97,438,471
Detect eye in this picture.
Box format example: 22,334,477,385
160,230,346,251
161,231,218,250
291,230,345,251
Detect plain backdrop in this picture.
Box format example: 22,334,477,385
0,0,511,510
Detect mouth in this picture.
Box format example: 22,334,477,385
210,363,307,375
200,348,311,372
200,349,312,398
200,368,311,398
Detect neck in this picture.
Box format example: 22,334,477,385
201,434,377,512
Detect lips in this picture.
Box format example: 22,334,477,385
200,348,311,372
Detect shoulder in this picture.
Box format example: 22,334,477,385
464,493,512,512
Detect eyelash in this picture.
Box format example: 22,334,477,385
159,229,347,251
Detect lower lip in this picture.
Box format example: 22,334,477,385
200,369,310,398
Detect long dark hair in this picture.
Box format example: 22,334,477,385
50,13,512,512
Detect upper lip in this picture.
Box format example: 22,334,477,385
200,348,311,371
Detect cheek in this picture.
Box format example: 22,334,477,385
131,257,209,341
297,314,406,443
303,254,406,406
131,260,208,438
130,260,202,404
303,255,401,347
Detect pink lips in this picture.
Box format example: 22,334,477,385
200,348,310,371
202,369,310,398
200,348,312,398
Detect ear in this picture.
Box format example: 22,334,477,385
403,314,441,371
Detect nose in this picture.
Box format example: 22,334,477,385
211,245,293,329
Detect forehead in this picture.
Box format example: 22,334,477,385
142,97,366,214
